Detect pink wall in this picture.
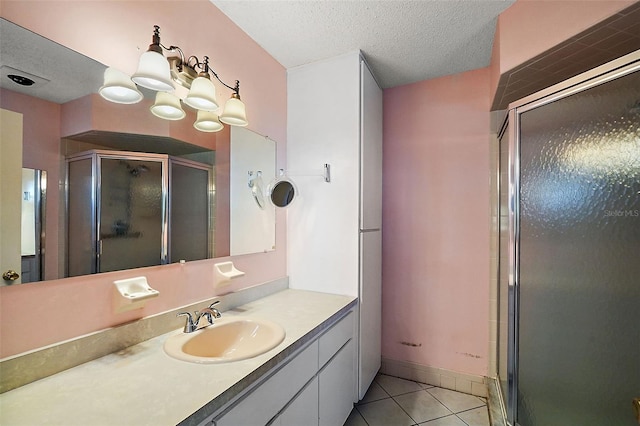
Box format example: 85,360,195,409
383,0,637,378
0,1,286,358
0,88,61,281
382,68,492,376
490,0,635,100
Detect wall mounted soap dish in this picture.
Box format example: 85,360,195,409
113,276,159,313
214,261,245,287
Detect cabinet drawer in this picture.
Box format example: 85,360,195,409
318,312,353,368
215,340,319,426
270,376,319,426
319,339,355,426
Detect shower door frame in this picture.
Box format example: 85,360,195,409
65,150,169,275
501,49,640,425
167,157,215,261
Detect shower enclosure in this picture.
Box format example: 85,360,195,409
497,52,640,425
66,150,213,277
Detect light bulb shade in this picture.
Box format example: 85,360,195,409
194,110,223,132
131,50,174,92
184,76,219,111
219,95,248,126
99,67,143,104
150,92,185,120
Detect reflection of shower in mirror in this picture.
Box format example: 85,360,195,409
66,150,213,276
120,160,150,177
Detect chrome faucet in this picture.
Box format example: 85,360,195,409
177,301,222,333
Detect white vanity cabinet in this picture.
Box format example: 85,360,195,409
209,311,355,426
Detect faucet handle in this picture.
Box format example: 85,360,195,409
208,300,222,318
177,312,193,320
177,312,197,333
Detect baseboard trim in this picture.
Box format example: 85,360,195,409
380,357,487,398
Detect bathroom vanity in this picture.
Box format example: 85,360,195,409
0,289,357,425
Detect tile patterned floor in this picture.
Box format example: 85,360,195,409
345,374,490,426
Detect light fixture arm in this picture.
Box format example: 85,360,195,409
209,70,241,98
190,55,242,97
146,25,241,97
164,45,187,69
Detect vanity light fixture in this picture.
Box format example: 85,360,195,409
194,110,224,132
99,68,143,104
99,25,248,131
150,91,185,120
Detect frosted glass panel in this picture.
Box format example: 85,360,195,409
170,162,210,261
99,158,163,272
67,158,94,277
517,70,640,426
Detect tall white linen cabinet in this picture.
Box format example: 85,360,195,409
287,50,383,422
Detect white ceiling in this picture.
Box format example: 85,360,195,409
211,0,516,89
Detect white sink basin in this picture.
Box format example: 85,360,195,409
163,317,286,364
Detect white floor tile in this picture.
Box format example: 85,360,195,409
376,374,424,396
456,406,490,426
394,390,453,423
344,408,368,426
349,373,490,426
359,380,389,404
356,397,415,426
419,414,468,426
420,381,435,390
427,387,485,413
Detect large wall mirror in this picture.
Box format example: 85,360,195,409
0,18,276,286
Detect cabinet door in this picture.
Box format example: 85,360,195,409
360,60,383,230
273,377,319,426
319,340,355,426
359,230,382,399
215,341,318,426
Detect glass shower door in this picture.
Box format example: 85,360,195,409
169,159,212,262
98,157,165,272
516,68,640,425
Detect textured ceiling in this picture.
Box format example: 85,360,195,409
211,0,515,89
0,18,105,104
1,1,517,104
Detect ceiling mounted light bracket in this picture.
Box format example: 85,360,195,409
100,25,248,130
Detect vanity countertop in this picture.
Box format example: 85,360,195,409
0,289,357,426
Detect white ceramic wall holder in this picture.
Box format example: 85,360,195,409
113,276,159,313
214,261,245,288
